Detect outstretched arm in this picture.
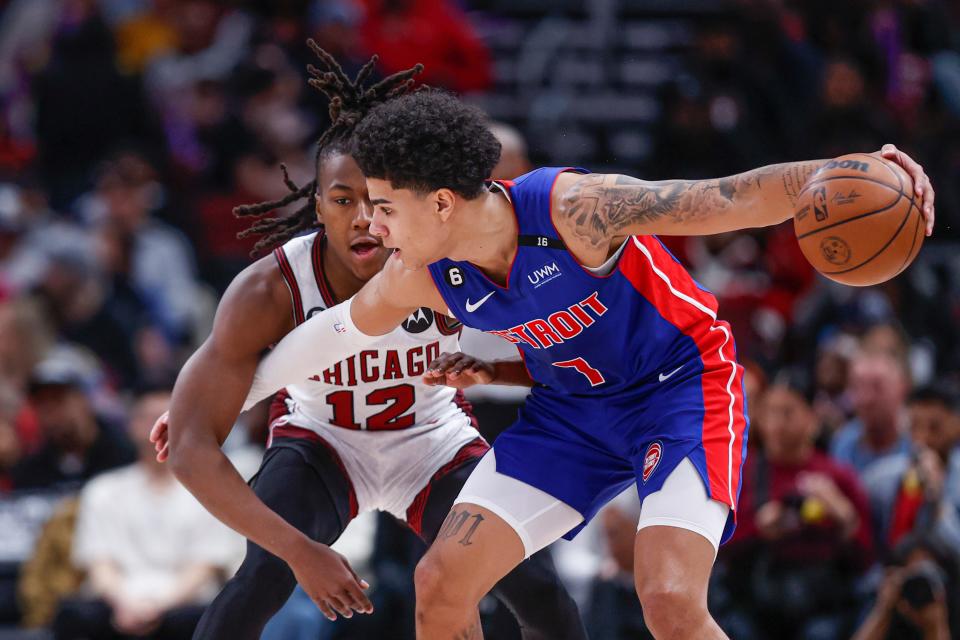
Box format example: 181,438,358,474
557,145,934,247
243,254,446,408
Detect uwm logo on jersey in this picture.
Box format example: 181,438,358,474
527,261,562,289
487,291,608,349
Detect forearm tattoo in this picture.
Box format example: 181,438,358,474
559,161,825,248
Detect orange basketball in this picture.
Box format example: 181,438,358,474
793,153,923,286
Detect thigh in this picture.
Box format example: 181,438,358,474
251,439,353,544
418,450,581,607
451,450,583,559
418,455,482,545
633,459,728,599
636,457,730,555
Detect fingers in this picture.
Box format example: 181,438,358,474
148,412,169,444
922,174,935,236
342,586,374,615
325,594,354,619
314,598,337,622
153,426,167,450
881,144,935,236
427,352,468,380
341,559,374,613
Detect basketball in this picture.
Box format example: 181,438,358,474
793,153,924,286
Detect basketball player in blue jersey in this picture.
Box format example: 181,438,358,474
241,90,936,639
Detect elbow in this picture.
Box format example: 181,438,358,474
167,429,201,482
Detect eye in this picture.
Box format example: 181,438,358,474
379,207,393,216
334,197,351,206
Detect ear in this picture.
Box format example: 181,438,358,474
435,188,456,222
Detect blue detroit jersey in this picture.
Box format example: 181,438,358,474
428,167,712,396
427,167,749,542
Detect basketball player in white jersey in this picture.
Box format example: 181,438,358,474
150,45,585,640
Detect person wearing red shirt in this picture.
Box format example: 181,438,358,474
356,0,493,94
719,373,874,640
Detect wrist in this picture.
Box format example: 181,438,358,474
278,529,316,566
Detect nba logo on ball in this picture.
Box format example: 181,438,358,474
642,441,663,483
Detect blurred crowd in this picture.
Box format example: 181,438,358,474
0,0,958,638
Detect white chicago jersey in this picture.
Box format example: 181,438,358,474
268,231,483,519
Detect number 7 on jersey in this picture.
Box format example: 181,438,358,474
552,357,605,386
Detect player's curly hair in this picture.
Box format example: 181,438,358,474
235,40,423,256
351,91,501,200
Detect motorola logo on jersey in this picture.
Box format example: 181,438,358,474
527,261,562,289
403,307,434,334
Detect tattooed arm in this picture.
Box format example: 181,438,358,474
556,145,935,249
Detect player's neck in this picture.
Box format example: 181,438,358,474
448,188,518,282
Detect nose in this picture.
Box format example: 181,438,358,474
370,209,388,238
354,200,373,230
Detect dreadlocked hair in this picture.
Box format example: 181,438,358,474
234,39,424,257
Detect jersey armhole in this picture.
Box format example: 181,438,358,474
273,247,305,325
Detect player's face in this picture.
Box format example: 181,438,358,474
367,178,451,270
315,153,391,282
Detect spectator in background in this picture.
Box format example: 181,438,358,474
488,121,532,181
144,0,252,105
17,497,84,629
741,361,767,448
82,150,207,346
193,146,275,292
584,492,649,640
356,0,493,94
809,57,896,159
720,374,872,640
0,296,52,393
11,349,135,491
31,0,157,208
54,387,239,640
852,534,957,640
0,383,22,492
860,386,960,556
831,352,912,475
811,333,858,440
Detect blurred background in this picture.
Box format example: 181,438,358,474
0,0,959,638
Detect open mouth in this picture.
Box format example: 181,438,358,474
350,237,382,258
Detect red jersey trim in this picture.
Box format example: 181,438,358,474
274,247,305,325
435,313,463,336
618,236,747,512
311,230,338,307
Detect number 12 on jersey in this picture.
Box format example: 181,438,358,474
326,384,416,430
552,357,605,386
